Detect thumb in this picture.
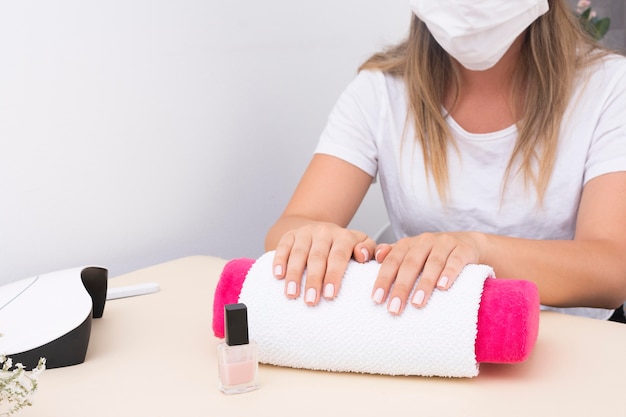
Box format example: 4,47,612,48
351,230,377,263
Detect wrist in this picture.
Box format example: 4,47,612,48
470,231,491,265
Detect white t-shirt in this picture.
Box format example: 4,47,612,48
315,54,626,320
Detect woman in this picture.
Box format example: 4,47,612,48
265,0,626,320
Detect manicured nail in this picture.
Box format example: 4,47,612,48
305,288,317,303
360,248,369,262
412,289,425,306
286,281,297,296
389,297,402,314
372,288,385,304
437,276,449,289
324,283,335,298
274,265,283,277
375,249,382,263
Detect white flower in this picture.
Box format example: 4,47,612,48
0,356,46,416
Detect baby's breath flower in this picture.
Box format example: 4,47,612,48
0,356,45,416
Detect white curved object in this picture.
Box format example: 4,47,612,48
0,266,107,369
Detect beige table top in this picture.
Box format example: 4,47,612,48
19,256,626,417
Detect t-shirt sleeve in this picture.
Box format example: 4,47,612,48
584,58,626,184
314,70,383,178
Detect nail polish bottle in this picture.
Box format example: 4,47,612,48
217,303,259,394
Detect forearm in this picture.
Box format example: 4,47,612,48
265,155,373,252
480,234,626,309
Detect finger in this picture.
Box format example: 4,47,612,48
386,245,430,315
283,232,312,299
353,236,377,263
374,243,392,263
320,232,359,300
272,232,296,279
371,241,411,306
411,236,455,307
303,236,333,305
433,246,470,290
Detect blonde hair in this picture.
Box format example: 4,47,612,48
360,0,609,202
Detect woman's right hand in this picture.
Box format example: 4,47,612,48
265,154,376,305
271,221,376,306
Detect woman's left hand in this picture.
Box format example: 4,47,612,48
372,231,484,315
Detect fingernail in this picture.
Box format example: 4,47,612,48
412,289,425,305
372,288,385,304
389,297,402,314
375,249,382,263
286,281,297,296
360,247,369,262
305,288,317,303
324,283,335,298
274,265,283,277
437,276,449,289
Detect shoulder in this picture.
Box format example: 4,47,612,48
580,53,626,89
570,53,626,118
345,70,406,104
572,54,626,185
597,52,626,69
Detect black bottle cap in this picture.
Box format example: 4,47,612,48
224,303,249,346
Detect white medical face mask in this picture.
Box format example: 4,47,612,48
409,0,549,71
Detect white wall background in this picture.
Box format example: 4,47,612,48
0,1,408,284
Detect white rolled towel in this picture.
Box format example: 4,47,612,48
238,251,493,378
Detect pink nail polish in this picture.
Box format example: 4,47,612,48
218,303,259,395
324,283,335,298
412,289,425,306
305,288,317,303
389,297,402,314
274,265,283,277
286,281,297,296
437,276,449,289
360,248,369,262
372,288,385,304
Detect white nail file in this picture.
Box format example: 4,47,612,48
106,282,160,300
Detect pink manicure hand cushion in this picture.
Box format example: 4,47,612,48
213,251,540,378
